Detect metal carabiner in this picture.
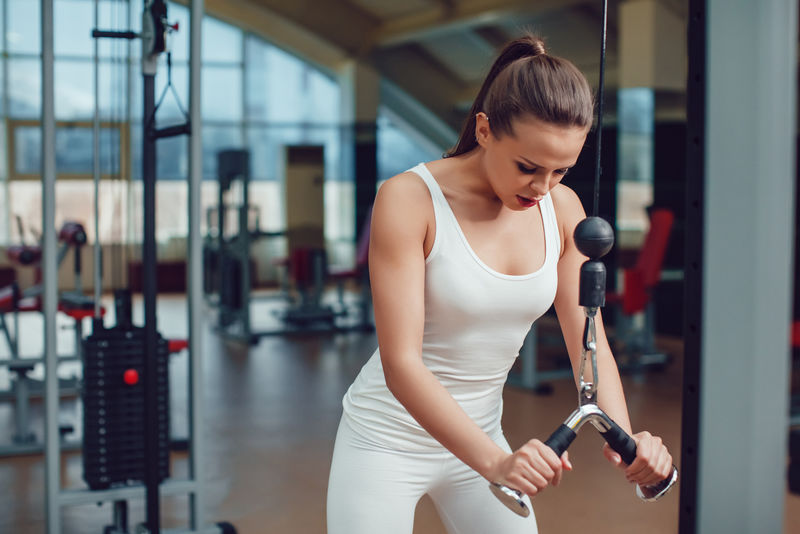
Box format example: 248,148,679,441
578,310,599,403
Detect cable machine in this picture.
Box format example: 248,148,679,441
43,1,235,532
489,0,677,517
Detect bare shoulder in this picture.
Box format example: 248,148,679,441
377,171,431,203
550,184,588,256
373,170,434,242
550,183,586,224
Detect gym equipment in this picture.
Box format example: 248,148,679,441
491,216,679,517
82,294,170,491
0,221,101,457
203,149,253,339
202,149,286,344
203,149,372,342
261,209,374,336
606,207,674,373
328,205,373,328
509,207,676,395
40,3,236,533
490,0,677,516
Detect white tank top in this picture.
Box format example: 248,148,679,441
342,162,561,451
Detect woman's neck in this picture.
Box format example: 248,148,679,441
440,149,497,202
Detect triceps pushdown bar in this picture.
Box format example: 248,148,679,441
489,217,679,518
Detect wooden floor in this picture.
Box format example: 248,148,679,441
0,294,798,533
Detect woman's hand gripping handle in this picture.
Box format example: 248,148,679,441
490,420,677,517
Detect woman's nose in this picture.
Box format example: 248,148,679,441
530,175,550,197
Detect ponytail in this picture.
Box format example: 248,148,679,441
445,34,593,158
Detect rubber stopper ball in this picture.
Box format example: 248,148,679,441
123,369,139,386
573,216,614,259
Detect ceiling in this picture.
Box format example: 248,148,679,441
206,0,689,146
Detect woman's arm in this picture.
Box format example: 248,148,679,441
370,173,566,496
551,184,673,487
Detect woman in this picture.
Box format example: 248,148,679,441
327,34,673,533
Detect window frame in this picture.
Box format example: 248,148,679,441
6,118,129,181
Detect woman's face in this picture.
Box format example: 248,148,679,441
475,113,589,210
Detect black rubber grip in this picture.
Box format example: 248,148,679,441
599,419,637,465
544,424,577,457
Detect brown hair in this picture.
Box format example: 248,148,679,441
445,34,594,157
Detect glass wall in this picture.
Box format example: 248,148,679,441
1,1,343,248
377,107,442,184
617,87,655,247
0,0,442,280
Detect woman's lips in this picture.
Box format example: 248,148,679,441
517,195,539,208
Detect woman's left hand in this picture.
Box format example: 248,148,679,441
602,431,673,487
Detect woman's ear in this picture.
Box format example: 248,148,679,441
475,112,492,147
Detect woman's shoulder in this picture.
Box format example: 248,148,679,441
549,184,588,257
377,168,431,203
376,161,450,213
549,183,586,227
373,169,436,237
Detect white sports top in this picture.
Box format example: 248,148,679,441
342,162,561,451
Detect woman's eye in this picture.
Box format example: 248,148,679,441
556,168,571,176
517,162,536,174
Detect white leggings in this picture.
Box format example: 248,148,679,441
327,416,538,534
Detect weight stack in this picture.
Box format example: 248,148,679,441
82,324,170,490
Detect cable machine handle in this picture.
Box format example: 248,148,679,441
543,424,577,457
598,419,638,465
545,418,676,498
544,419,652,478
544,421,636,467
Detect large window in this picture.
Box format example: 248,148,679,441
1,0,345,249
0,0,442,273
617,87,655,246
377,107,442,183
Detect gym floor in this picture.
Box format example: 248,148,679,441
0,294,798,533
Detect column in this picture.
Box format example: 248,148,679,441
339,60,380,241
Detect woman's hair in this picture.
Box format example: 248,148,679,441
445,34,594,157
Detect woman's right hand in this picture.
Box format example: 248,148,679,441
489,439,572,497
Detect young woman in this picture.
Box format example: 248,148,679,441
327,35,673,534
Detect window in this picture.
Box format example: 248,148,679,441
202,66,242,121
55,0,95,58
9,121,126,179
8,58,41,119
0,0,428,267
55,60,94,119
8,0,40,55
617,88,655,237
203,16,242,63
377,108,441,182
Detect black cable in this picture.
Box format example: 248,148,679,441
592,0,608,217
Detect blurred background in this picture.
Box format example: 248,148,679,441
0,1,797,533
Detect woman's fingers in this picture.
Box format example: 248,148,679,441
625,432,672,486
602,442,623,468
561,451,573,471
501,439,568,497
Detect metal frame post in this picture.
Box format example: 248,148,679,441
142,2,165,531
42,1,59,532
188,0,205,528
681,1,798,532
143,53,161,534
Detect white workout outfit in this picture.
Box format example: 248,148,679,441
327,162,561,534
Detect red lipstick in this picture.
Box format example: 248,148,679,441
516,195,539,208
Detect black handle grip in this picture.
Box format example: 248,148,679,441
599,419,637,465
544,424,577,457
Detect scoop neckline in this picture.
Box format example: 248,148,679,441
417,162,551,281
